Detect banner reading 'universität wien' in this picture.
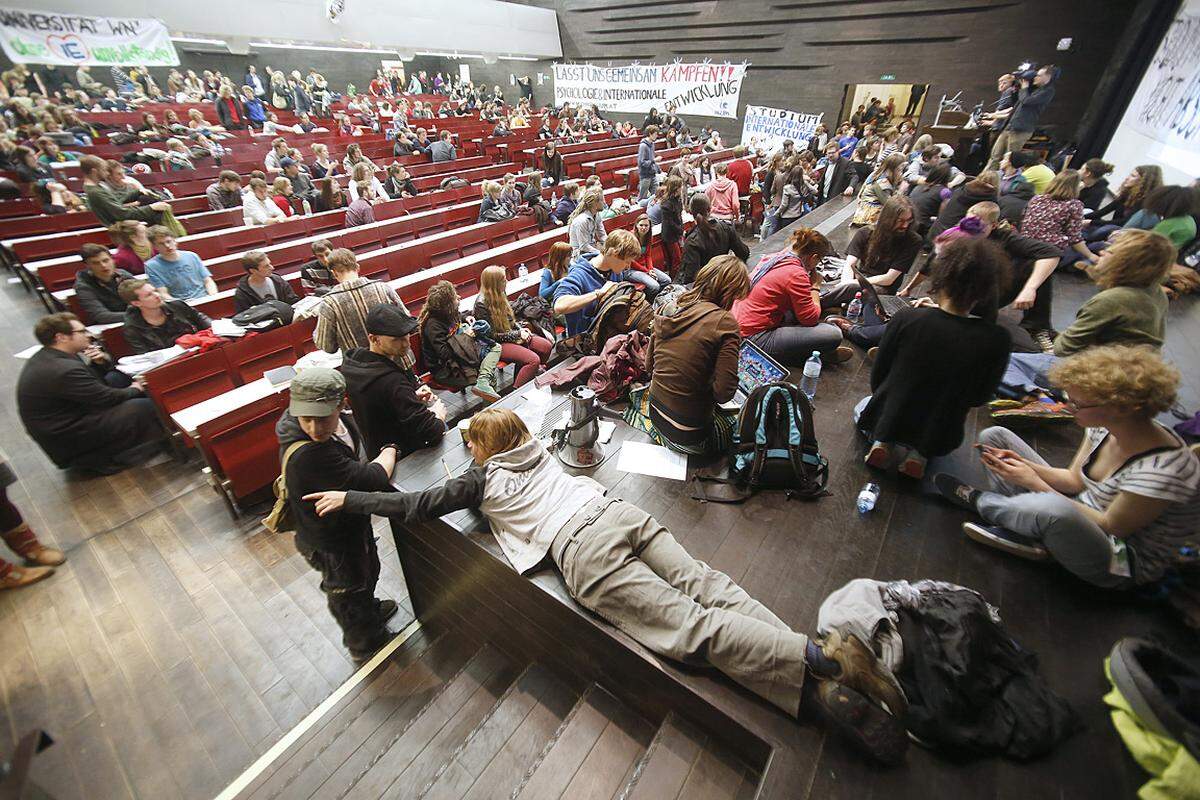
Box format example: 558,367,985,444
0,8,178,66
553,62,747,119
740,105,824,153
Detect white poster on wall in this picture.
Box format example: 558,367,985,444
0,7,178,66
553,62,747,119
1104,0,1200,185
458,64,470,83
741,105,824,153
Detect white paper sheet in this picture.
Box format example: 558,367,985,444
616,441,687,481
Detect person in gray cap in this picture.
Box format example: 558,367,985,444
341,305,447,459
282,157,321,211
275,367,400,662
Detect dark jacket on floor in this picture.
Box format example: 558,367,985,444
340,348,445,458
276,411,393,553
16,347,158,469
122,300,212,353
860,307,1009,457
233,273,300,313
679,220,749,285
74,267,135,324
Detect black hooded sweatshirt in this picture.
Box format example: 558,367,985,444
339,347,445,459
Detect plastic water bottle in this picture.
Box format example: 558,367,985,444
856,482,881,513
846,292,863,324
301,198,312,216
517,262,528,278
799,351,822,401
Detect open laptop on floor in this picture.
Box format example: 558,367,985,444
718,339,789,411
853,266,913,321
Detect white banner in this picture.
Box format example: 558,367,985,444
0,8,178,66
553,62,747,119
740,104,824,153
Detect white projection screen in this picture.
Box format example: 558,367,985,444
1103,0,1200,186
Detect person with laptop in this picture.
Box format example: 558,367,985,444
821,196,922,310
733,228,851,366
624,255,750,454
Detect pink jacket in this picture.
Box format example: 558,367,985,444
706,176,739,220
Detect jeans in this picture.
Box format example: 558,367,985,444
749,323,844,366
623,268,672,300
998,352,1059,399
298,532,391,655
550,498,807,715
944,426,1132,588
499,336,551,388
760,208,780,240
638,172,659,201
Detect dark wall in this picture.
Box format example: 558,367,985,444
512,0,1149,146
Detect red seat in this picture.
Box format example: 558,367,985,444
144,349,238,417
222,326,298,383
196,391,288,503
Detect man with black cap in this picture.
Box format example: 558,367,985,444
341,305,447,459
276,367,400,662
282,158,320,211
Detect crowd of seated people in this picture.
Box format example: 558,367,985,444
6,58,1200,780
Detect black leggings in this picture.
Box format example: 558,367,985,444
0,488,23,532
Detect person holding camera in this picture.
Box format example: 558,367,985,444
985,65,1059,170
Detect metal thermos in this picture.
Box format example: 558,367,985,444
561,386,603,467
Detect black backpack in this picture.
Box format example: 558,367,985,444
692,382,829,503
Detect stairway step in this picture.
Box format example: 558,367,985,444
240,627,450,800
420,663,580,800
622,713,761,800
513,684,655,800
334,644,518,800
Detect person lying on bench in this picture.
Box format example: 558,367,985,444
304,408,910,765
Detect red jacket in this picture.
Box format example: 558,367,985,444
726,158,753,196
631,245,654,274
732,251,820,336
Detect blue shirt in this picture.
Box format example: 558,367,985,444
145,251,211,300
837,135,859,158
552,256,619,336
539,269,563,302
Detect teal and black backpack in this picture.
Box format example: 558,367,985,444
693,382,829,502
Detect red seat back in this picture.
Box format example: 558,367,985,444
196,392,288,501
144,349,238,416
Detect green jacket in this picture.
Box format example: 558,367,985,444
83,182,161,226
1054,284,1167,357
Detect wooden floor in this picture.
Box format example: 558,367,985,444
1,206,1197,799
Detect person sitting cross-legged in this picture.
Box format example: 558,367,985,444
934,345,1200,589
304,407,911,765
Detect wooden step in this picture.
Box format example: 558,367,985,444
512,684,656,800
419,663,582,800
621,713,761,800
333,644,520,799
239,627,460,800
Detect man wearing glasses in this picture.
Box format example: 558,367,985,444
16,313,166,474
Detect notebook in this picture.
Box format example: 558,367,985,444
853,266,912,320
719,339,789,411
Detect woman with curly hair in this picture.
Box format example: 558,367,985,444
935,345,1200,588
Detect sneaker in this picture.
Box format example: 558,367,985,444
897,452,926,479
988,397,1026,410
376,598,399,625
864,441,892,470
0,565,54,591
1032,329,1056,353
349,629,398,665
933,473,980,511
471,384,501,403
866,347,879,362
962,522,1050,561
832,345,854,363
825,315,854,333
818,627,908,716
991,398,1073,420
810,680,908,765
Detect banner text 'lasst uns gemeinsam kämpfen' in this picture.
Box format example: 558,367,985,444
553,62,748,119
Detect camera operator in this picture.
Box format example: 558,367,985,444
985,65,1059,170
